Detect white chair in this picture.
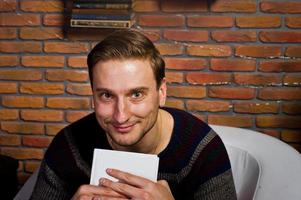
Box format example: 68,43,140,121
15,125,301,200
211,125,301,200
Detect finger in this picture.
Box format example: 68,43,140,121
95,196,129,200
100,178,145,198
157,180,172,192
75,184,125,198
105,168,152,188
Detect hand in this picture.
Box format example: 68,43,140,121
71,184,127,200
99,168,175,200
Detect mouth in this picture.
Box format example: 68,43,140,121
112,123,136,133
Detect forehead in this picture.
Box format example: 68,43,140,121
92,59,156,90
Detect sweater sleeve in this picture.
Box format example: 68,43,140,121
30,160,72,200
192,130,237,200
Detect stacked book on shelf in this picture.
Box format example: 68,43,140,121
70,0,134,28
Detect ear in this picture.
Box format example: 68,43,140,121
158,78,167,107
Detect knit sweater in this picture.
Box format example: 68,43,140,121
30,107,237,200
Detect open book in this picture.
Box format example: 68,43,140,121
90,149,159,185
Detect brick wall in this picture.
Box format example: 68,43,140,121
0,0,301,184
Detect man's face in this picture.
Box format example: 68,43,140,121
92,59,166,148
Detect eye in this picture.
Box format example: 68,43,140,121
131,91,144,100
132,91,142,98
99,92,113,101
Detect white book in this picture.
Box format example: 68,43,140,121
90,149,159,185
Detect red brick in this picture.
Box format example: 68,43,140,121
66,111,92,123
0,134,21,146
208,115,253,128
281,130,301,143
18,173,31,185
0,122,44,135
209,87,255,99
234,74,281,86
46,124,67,136
211,31,256,42
167,86,206,98
22,56,64,68
138,30,161,42
258,88,301,100
256,116,301,129
0,56,18,67
210,0,256,13
165,58,207,70
47,97,91,109
20,1,64,12
46,70,89,82
133,0,159,12
210,59,256,72
282,103,301,115
257,129,281,139
187,100,231,112
163,30,208,42
2,96,44,108
186,72,231,85
24,161,40,173
165,99,184,110
259,60,301,72
236,16,281,28
155,44,183,55
260,31,301,43
234,102,279,114
187,16,233,28
66,29,112,41
43,14,65,26
286,16,301,28
235,46,281,58
187,45,232,57
0,28,17,39
20,28,64,40
20,82,64,95
0,82,17,94
161,0,207,12
0,70,42,81
0,0,16,11
68,56,88,68
0,109,18,120
44,42,89,53
0,41,42,53
193,113,207,123
138,15,185,27
23,136,53,148
66,83,92,96
166,72,184,84
283,74,301,86
1,147,44,160
21,110,64,122
0,13,40,26
285,47,301,58
261,2,301,14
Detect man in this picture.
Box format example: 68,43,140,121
30,30,236,200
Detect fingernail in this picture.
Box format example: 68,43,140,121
106,168,113,173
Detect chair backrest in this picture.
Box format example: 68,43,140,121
211,125,301,200
14,168,38,200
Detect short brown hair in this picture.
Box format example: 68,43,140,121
87,29,165,89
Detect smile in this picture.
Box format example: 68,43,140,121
112,123,136,133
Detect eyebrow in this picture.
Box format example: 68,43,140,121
95,87,150,94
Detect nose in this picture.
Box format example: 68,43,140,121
113,98,130,124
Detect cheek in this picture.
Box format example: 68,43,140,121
95,102,114,119
130,99,159,118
